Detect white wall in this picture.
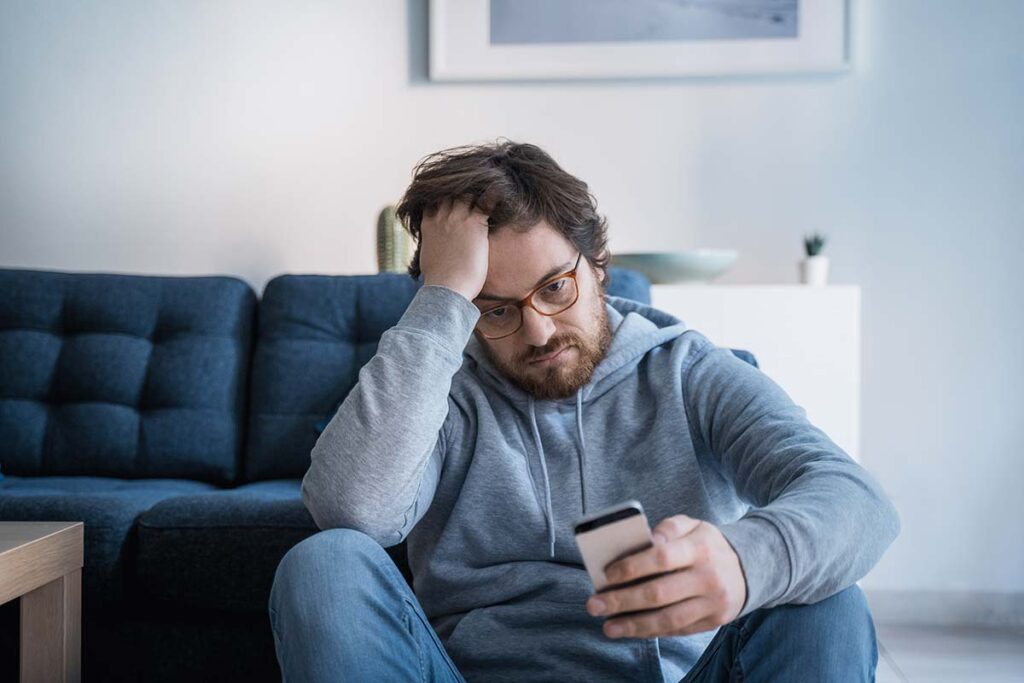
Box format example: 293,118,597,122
2,1,1022,604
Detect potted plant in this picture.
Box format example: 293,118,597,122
800,233,829,286
377,204,414,273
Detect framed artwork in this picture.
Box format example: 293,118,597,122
429,0,850,81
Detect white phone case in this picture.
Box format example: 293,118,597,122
574,500,653,592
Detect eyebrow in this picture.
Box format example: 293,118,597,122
475,260,573,302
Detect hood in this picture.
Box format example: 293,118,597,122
462,295,690,557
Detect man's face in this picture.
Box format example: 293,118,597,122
471,221,612,400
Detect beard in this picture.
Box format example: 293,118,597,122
480,286,613,401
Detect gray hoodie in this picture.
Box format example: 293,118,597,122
302,284,900,682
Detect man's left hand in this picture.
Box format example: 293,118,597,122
585,515,747,639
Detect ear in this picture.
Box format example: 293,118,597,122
595,252,608,283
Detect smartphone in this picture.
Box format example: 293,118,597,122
574,500,653,593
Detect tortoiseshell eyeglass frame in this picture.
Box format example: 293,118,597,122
475,252,584,340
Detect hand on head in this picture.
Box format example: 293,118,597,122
419,198,490,302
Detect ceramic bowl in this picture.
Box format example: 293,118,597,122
612,249,738,284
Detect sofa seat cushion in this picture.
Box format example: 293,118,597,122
136,480,318,614
136,479,416,613
0,476,217,609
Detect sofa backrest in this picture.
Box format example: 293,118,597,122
0,269,255,484
244,268,653,481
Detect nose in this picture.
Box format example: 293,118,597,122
519,306,555,348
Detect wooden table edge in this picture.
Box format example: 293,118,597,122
0,522,84,607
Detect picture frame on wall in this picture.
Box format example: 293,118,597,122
429,0,850,81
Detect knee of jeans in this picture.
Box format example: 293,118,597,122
784,585,876,652
269,528,390,613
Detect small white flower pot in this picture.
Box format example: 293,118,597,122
799,255,830,286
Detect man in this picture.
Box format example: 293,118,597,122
269,141,900,682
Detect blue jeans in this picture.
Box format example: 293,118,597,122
269,529,879,682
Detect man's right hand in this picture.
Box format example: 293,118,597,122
419,198,490,302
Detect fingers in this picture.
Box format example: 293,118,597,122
604,522,703,585
425,196,450,223
587,518,746,640
425,195,489,227
653,514,703,542
448,197,469,223
588,568,700,619
603,596,717,639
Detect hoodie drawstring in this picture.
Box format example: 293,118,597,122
576,389,587,515
527,392,588,560
528,396,556,558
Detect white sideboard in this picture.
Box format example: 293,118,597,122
649,285,861,462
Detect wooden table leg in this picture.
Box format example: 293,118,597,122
20,568,81,683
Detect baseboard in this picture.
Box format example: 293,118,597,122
863,588,1024,629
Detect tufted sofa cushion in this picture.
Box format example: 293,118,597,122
245,273,422,481
0,269,256,484
601,267,651,305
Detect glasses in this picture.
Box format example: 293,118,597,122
475,253,583,340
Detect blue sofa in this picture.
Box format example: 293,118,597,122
0,266,757,682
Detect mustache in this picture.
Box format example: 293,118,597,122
519,334,581,364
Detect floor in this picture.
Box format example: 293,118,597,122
874,623,1024,682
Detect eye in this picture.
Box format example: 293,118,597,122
545,279,567,293
484,306,508,319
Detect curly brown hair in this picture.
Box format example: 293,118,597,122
395,139,610,282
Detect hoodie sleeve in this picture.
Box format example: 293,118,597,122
300,284,480,547
681,336,900,618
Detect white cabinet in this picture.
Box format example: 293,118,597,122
650,285,861,462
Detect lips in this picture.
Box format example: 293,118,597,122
530,346,571,364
